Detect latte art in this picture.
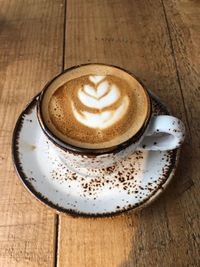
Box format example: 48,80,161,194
71,75,129,129
41,64,150,149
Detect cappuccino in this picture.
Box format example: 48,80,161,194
41,65,150,149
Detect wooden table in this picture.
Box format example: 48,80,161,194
0,1,199,266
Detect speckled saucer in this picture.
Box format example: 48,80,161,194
12,93,178,217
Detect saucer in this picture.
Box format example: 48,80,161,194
12,93,178,217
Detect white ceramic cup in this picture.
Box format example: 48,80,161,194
37,64,185,170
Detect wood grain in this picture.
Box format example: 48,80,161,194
162,0,200,263
58,0,200,266
0,0,64,266
1,0,199,266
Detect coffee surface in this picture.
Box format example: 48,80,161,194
41,66,149,149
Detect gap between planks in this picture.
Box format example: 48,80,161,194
55,0,67,266
161,0,191,139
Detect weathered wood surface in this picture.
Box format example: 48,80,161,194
0,0,64,266
0,0,199,266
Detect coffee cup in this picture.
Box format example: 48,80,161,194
37,63,185,170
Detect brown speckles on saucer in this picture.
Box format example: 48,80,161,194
59,157,136,197
31,145,36,150
46,144,176,202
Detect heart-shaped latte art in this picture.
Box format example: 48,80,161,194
71,75,129,129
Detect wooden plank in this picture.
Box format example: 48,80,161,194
0,0,64,266
58,0,199,266
162,0,200,263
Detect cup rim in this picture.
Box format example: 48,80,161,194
37,63,152,155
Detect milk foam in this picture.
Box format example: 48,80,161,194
71,75,129,129
78,83,120,109
89,75,105,84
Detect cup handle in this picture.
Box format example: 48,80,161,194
138,115,185,151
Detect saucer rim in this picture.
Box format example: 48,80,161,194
12,93,179,218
